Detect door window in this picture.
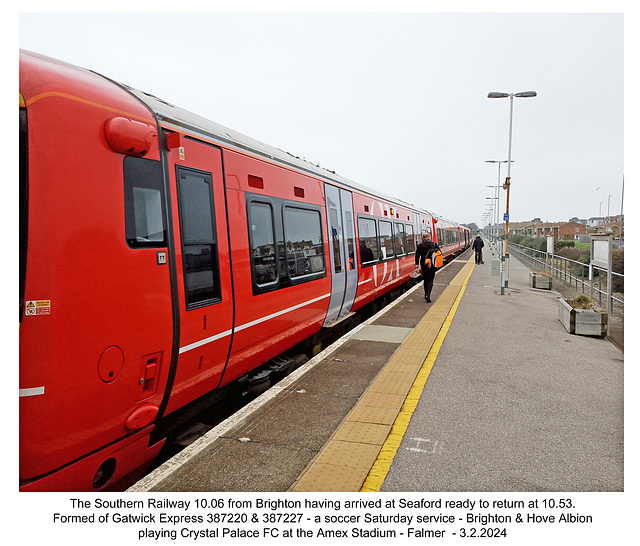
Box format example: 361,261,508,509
177,167,220,308
329,206,342,273
345,210,356,269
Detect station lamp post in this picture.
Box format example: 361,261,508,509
487,91,537,294
485,197,497,242
485,160,513,242
486,188,499,242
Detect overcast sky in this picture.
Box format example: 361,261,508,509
18,8,626,228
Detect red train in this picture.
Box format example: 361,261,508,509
19,50,470,491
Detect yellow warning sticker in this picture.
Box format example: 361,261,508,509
25,300,51,316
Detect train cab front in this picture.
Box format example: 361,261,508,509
19,50,175,491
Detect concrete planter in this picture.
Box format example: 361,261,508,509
529,271,552,289
558,298,608,337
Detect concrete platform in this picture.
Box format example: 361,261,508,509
378,253,624,492
129,249,623,493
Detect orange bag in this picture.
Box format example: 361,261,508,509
428,249,443,268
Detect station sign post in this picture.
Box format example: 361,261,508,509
590,234,613,335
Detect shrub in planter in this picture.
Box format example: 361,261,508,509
566,294,597,309
558,295,607,337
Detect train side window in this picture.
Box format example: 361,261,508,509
283,206,325,280
406,224,415,253
177,167,221,308
249,201,278,286
394,222,406,256
124,156,166,247
357,217,379,265
379,220,395,260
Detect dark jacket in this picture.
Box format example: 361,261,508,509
415,240,440,269
472,237,484,251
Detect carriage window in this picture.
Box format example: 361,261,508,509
357,217,379,265
124,156,166,247
284,206,325,279
249,202,277,286
177,167,220,308
379,220,394,259
394,222,406,255
248,198,325,292
406,224,415,253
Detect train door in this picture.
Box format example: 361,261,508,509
413,212,421,251
163,136,234,414
324,184,358,326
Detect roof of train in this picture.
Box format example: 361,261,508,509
22,50,468,230
124,84,433,216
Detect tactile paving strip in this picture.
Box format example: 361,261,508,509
290,256,476,491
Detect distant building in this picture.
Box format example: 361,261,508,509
587,217,605,227
493,214,622,241
510,221,586,240
558,221,588,240
588,214,624,239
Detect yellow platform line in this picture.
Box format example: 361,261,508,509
291,256,475,492
361,258,475,492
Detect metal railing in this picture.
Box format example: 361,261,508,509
509,242,624,316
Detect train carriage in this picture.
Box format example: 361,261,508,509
432,214,471,259
19,50,469,491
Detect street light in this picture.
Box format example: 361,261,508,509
485,160,514,243
485,197,497,242
486,186,499,227
487,187,500,243
488,90,537,294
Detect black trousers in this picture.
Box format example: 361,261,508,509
421,266,436,298
474,249,483,264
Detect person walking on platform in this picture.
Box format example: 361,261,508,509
472,235,485,264
415,233,440,303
